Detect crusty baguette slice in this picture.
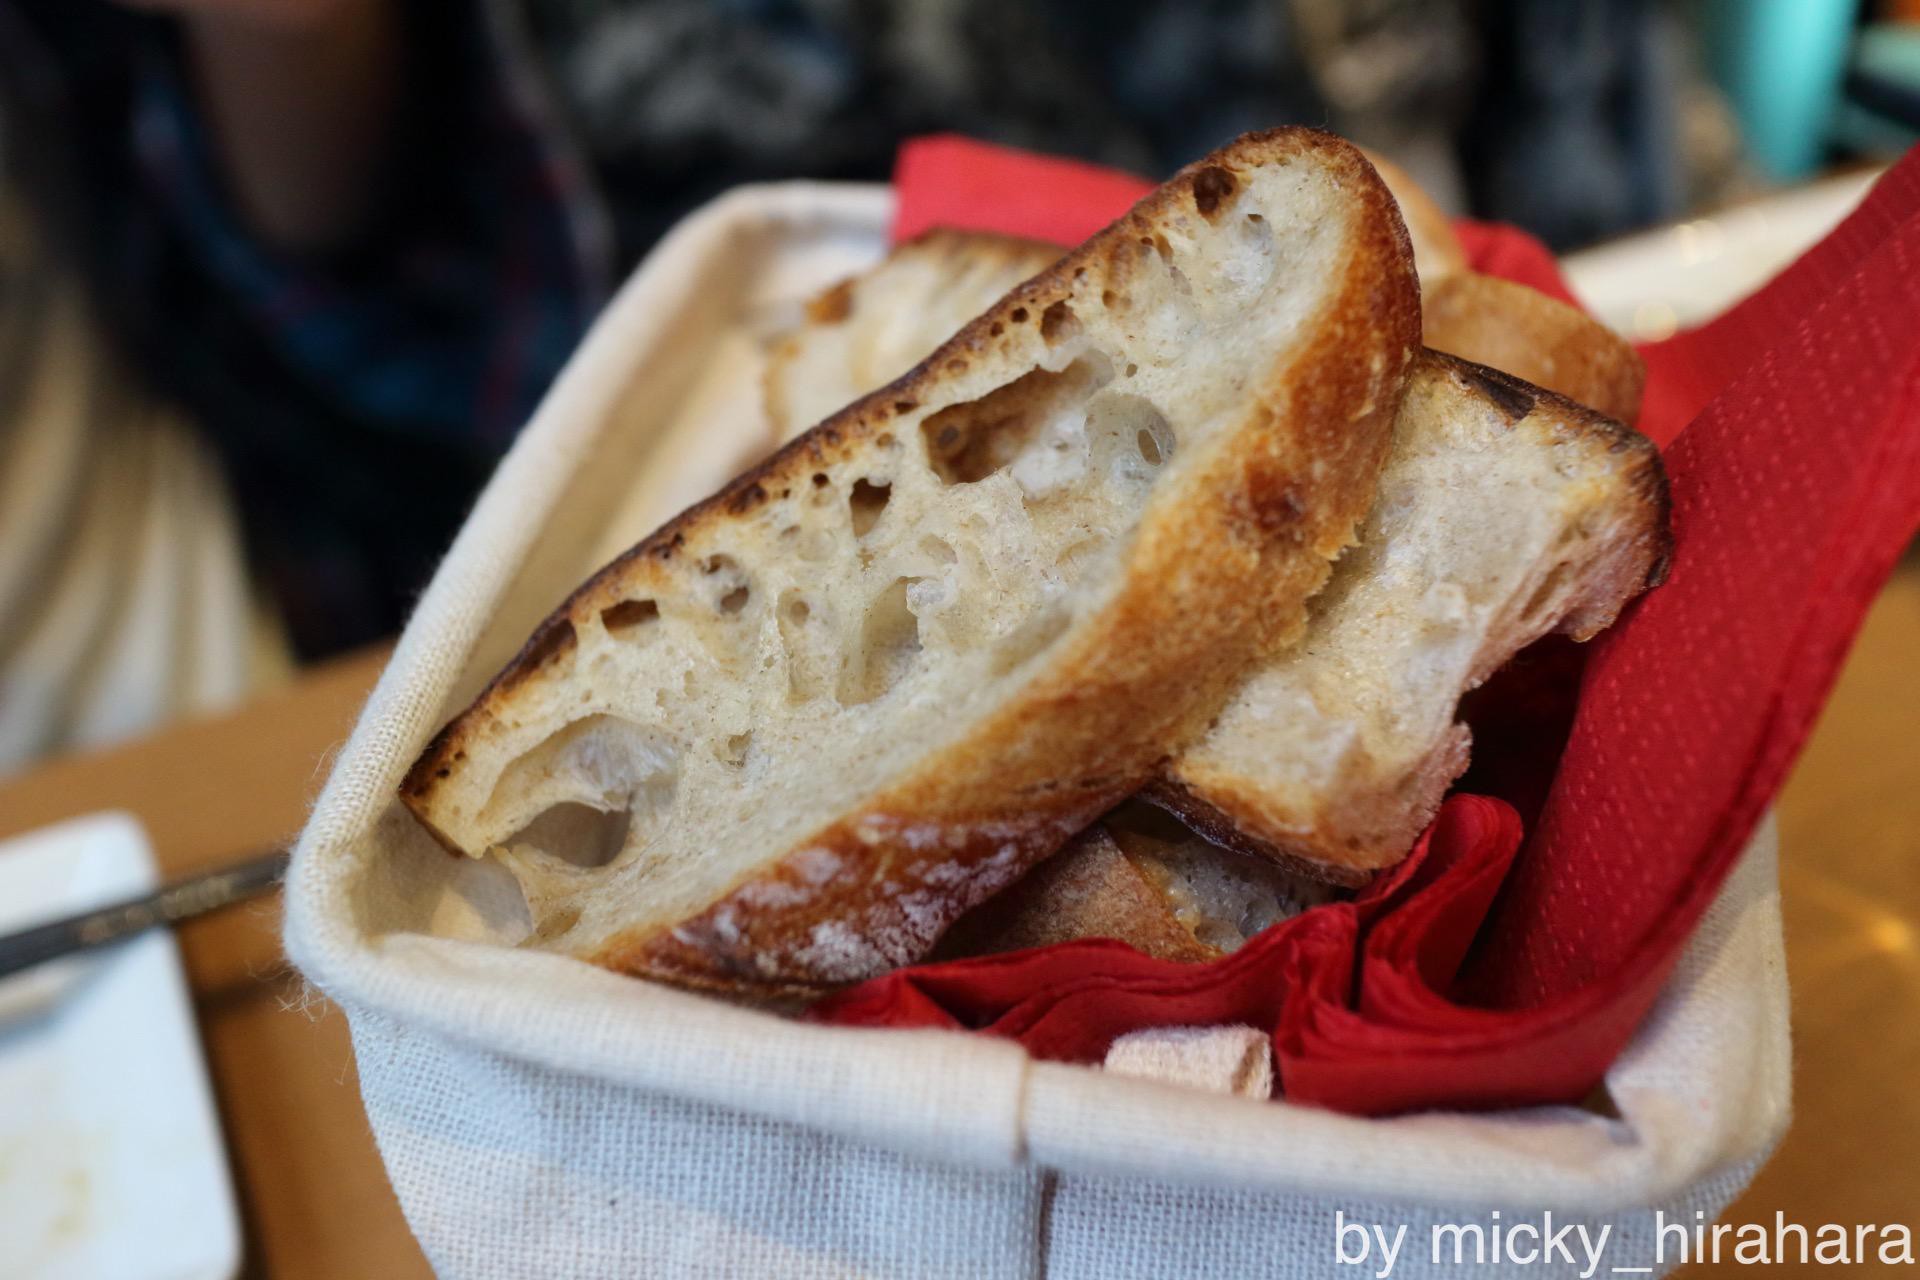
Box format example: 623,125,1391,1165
935,801,1339,963
1423,272,1645,425
1151,352,1669,883
401,129,1420,996
765,230,1061,444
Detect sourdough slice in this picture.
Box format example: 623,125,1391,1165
931,822,1214,963
1422,272,1645,425
935,801,1339,963
401,129,1420,997
1151,352,1669,883
765,230,1061,443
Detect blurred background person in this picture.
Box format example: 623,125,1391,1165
0,0,601,769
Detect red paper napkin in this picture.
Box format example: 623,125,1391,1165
813,134,1920,1114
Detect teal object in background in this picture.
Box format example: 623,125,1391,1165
1700,0,1859,180
1834,23,1920,155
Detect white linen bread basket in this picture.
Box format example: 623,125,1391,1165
284,183,1791,1280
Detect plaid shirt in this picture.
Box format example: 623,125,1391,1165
131,8,608,456
2,0,609,656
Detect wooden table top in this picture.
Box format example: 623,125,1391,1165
1,565,1914,1278
0,646,428,1280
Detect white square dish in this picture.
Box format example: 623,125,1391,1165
0,813,240,1280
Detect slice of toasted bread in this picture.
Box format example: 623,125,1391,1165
1151,353,1669,883
765,230,1061,444
1423,272,1645,424
401,129,1420,996
935,801,1339,963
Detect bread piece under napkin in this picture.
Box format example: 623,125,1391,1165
936,801,1339,963
401,129,1420,996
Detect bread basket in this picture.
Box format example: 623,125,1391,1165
284,182,1790,1279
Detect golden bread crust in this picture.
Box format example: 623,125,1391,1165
1156,353,1670,883
1423,273,1646,425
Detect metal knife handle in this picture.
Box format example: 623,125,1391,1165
0,849,290,981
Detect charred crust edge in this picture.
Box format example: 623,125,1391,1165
1456,362,1539,422
1141,778,1376,888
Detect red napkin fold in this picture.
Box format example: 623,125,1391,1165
814,134,1920,1114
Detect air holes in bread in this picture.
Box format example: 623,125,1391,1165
1083,391,1174,487
718,732,752,767
703,555,751,614
778,591,825,703
503,802,631,870
921,356,1114,486
1140,231,1194,298
484,715,681,870
920,536,958,565
1040,300,1080,344
849,478,890,537
1235,208,1276,263
838,578,922,705
600,598,658,636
